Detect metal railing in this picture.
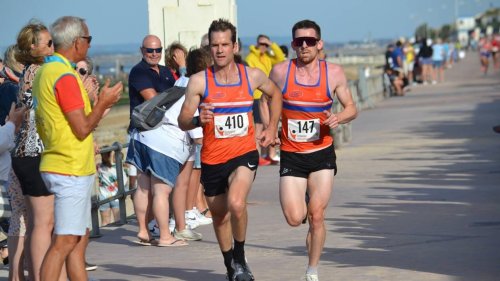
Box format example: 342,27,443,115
90,141,133,237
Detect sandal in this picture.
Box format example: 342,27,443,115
132,237,158,246
157,239,188,247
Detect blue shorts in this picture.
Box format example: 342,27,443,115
126,139,181,187
98,193,119,211
432,60,443,68
420,57,433,65
41,173,94,236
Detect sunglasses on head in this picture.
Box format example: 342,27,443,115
143,47,163,54
292,37,319,47
80,36,92,44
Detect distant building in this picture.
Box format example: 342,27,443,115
147,0,237,63
456,17,475,46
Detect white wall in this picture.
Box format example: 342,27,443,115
147,0,237,63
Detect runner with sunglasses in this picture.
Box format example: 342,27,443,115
268,19,357,281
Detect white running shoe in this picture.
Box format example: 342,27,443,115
148,219,160,237
189,207,213,226
185,210,201,229
169,218,176,234
304,273,319,281
269,155,280,162
173,228,202,241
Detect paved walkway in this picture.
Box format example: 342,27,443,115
2,53,499,281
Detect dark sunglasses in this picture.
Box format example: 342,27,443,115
143,47,163,54
81,36,92,44
37,39,52,48
292,37,319,47
258,42,269,47
78,68,88,76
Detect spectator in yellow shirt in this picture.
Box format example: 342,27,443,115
245,35,285,165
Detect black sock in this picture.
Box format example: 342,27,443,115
222,249,234,272
233,239,245,264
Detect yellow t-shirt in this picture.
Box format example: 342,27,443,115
245,43,286,99
33,53,95,176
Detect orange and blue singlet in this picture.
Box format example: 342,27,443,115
201,64,257,164
281,59,334,153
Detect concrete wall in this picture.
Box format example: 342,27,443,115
147,0,237,61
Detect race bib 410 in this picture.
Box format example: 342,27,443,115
214,113,249,139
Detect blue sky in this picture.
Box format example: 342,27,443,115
0,0,498,47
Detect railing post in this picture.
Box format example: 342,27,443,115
113,141,127,225
90,200,101,237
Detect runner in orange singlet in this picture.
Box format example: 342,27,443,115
178,19,282,281
269,19,357,281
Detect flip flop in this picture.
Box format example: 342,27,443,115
132,237,158,246
157,239,188,247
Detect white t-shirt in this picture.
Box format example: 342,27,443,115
132,82,202,164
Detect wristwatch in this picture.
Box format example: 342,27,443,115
192,116,201,127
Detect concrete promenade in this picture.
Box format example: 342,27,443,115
2,53,499,281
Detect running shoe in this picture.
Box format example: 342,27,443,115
304,273,319,281
85,261,98,271
258,157,271,166
173,228,202,241
148,220,160,237
231,259,254,281
186,207,213,226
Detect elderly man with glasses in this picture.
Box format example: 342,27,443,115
33,16,122,281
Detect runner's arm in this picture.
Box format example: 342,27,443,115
178,72,208,131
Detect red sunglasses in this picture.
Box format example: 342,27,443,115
292,37,319,47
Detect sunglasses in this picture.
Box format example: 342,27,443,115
78,68,88,76
292,37,319,47
80,36,92,44
143,47,163,54
258,42,269,47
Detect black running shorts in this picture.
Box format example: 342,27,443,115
201,150,259,197
279,144,337,178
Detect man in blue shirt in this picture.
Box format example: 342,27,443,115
126,35,180,247
128,35,175,132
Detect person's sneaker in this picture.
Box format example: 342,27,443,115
231,260,255,281
85,261,98,271
173,228,202,241
304,273,319,281
226,267,235,281
267,154,280,163
258,157,271,166
190,207,213,226
169,218,176,233
184,211,200,229
148,220,160,237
